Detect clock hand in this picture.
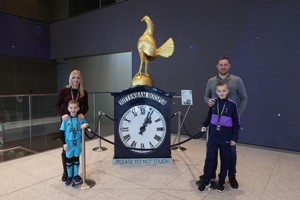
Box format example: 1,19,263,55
146,109,154,124
139,118,150,135
139,124,146,135
139,110,154,135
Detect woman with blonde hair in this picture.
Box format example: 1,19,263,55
56,69,89,182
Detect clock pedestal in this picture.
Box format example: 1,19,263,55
112,85,174,164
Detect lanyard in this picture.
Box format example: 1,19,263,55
70,117,79,139
71,88,79,100
217,74,230,84
217,101,226,124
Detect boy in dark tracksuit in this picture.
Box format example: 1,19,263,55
198,82,240,192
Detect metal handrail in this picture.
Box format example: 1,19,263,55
0,91,115,162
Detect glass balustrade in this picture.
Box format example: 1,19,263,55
0,92,114,162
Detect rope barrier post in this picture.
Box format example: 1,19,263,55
171,111,187,152
73,128,96,190
171,111,179,145
92,111,107,152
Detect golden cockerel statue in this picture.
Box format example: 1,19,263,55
132,15,175,87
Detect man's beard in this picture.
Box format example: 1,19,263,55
219,71,228,76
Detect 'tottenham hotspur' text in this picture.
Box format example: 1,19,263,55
118,92,167,106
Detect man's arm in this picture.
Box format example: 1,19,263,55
204,79,212,105
237,78,248,115
204,78,217,107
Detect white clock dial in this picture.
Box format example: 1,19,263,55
119,105,166,153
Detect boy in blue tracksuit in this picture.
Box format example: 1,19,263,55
198,82,240,192
60,99,89,186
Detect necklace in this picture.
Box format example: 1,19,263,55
71,88,79,100
217,74,231,85
70,117,80,146
216,100,226,131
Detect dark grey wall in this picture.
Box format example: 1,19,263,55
0,11,55,95
50,0,299,151
0,56,57,95
0,0,70,23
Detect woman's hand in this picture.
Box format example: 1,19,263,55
78,113,84,120
230,140,236,146
62,114,69,120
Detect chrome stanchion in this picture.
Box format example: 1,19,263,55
172,110,187,152
93,111,107,152
171,111,180,144
172,105,191,151
73,128,96,190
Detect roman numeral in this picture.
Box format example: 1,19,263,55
130,140,137,148
154,135,161,142
123,134,131,142
140,143,145,149
121,127,129,132
122,117,131,123
149,141,154,147
139,106,146,115
156,127,164,131
155,118,162,123
131,108,138,117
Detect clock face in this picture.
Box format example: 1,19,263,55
119,105,167,153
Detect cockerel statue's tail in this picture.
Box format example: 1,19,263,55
157,38,175,58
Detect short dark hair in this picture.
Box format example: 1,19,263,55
218,56,230,62
216,82,228,88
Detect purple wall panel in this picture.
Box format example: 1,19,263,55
0,12,50,59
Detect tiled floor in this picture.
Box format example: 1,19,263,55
1,135,300,200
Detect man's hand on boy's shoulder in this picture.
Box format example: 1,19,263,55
208,98,216,107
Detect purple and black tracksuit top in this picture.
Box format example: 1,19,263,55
203,97,240,143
